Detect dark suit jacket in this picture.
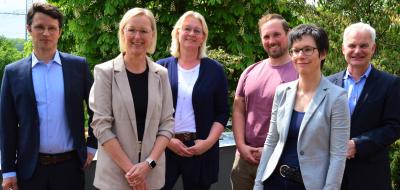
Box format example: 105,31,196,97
328,66,400,190
157,57,229,185
0,52,97,180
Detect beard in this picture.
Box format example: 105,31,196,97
264,44,286,58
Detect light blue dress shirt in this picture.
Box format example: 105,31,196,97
31,51,74,154
343,64,372,115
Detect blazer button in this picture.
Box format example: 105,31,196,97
300,151,304,155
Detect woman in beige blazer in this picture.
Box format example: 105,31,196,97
254,24,350,190
89,8,174,190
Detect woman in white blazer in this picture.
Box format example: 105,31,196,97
254,24,350,190
89,8,174,190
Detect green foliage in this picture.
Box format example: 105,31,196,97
8,38,26,52
390,140,400,189
282,0,400,76
47,0,297,69
0,36,23,82
23,40,33,57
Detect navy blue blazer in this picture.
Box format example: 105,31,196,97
157,57,229,185
328,66,400,190
0,52,97,180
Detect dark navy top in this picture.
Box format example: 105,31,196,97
279,110,305,168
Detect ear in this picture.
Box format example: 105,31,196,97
371,43,376,54
319,50,327,60
342,44,346,55
26,25,32,33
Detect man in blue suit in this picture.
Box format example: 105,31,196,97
329,22,400,190
0,3,97,190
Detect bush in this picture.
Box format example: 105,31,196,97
0,36,23,83
390,140,400,189
208,48,245,108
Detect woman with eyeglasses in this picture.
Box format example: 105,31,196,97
157,11,229,190
89,8,174,190
254,24,350,190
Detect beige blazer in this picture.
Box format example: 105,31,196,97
89,54,174,190
254,77,350,190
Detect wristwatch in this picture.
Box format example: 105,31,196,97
145,158,157,169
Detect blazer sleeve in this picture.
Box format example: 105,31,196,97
89,63,116,144
0,66,18,173
324,91,350,189
353,76,400,158
156,68,174,139
82,59,97,149
253,87,281,190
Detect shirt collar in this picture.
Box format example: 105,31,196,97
343,64,372,80
31,50,62,67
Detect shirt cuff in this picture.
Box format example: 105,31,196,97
3,172,16,179
87,147,97,156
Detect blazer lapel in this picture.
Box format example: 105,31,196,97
299,77,328,137
281,81,297,140
113,54,138,135
60,53,72,122
22,56,37,108
144,58,159,130
351,67,377,120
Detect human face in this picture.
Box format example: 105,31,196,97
178,16,205,51
123,14,154,56
342,30,376,69
290,35,325,75
260,19,289,58
27,12,61,53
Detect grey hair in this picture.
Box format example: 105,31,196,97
343,22,376,44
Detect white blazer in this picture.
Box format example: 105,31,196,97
254,77,350,190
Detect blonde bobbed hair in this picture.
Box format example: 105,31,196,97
118,8,157,54
170,11,208,59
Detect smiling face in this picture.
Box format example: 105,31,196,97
122,14,154,56
177,16,205,52
291,35,326,76
342,30,376,70
27,12,61,54
260,19,289,58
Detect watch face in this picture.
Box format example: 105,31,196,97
149,160,156,168
146,158,156,168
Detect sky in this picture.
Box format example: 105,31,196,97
0,0,45,39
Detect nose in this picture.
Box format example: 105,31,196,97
42,28,50,35
354,46,362,53
133,31,142,38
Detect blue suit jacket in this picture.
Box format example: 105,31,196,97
157,57,229,185
0,52,97,180
328,66,400,190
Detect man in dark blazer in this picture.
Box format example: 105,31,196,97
328,22,400,190
0,3,97,190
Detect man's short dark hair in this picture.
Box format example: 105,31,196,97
288,24,329,67
26,2,63,28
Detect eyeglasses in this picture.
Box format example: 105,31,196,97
289,46,318,56
125,27,151,36
180,26,203,35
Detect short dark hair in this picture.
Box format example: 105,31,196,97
27,2,63,28
258,13,290,34
288,24,329,67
